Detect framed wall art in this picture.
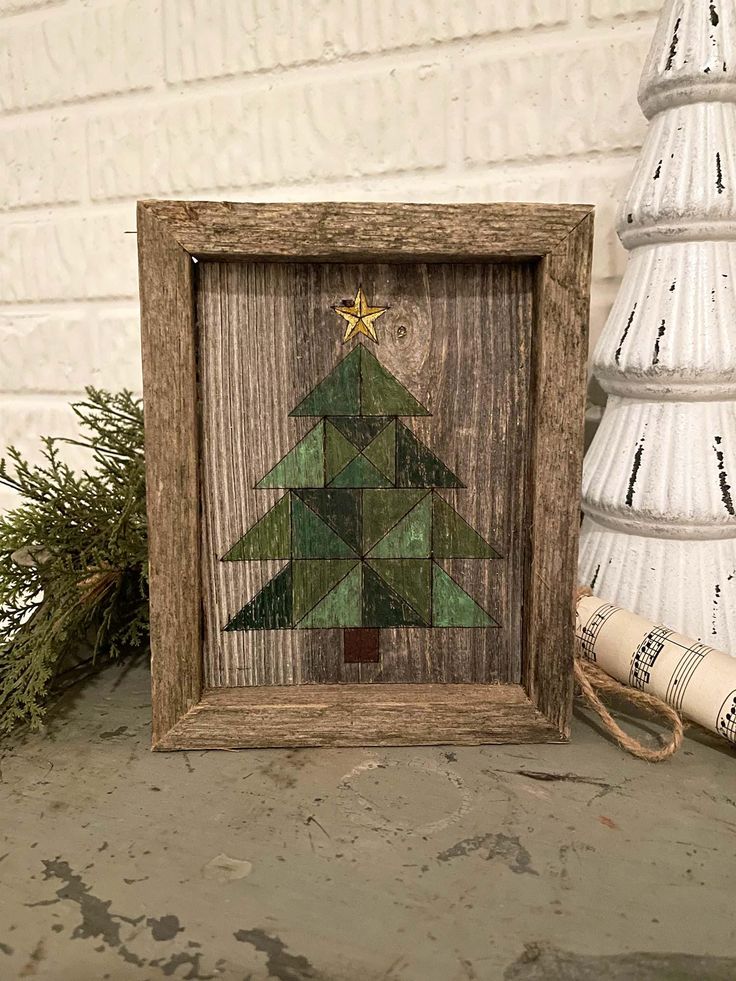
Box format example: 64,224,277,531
138,201,593,750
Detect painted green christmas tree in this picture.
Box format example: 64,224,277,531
223,292,501,664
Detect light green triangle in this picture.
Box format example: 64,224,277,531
329,454,392,488
325,421,360,483
368,495,431,557
367,559,431,625
360,347,430,416
257,423,325,488
297,563,362,627
363,420,396,483
362,489,428,553
290,347,361,416
432,563,496,627
292,496,357,558
223,494,290,560
292,559,357,622
432,494,500,558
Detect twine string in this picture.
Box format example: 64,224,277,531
574,586,684,762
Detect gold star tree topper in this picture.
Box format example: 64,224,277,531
333,287,388,343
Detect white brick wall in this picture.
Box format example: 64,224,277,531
0,0,658,511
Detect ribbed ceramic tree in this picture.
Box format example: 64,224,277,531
580,0,736,652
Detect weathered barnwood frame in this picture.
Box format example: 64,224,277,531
138,201,593,750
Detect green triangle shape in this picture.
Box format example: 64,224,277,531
363,419,396,483
396,422,463,488
292,496,357,558
360,347,430,416
290,348,361,417
298,563,362,627
257,423,325,488
432,494,500,559
325,421,360,483
223,494,290,561
294,489,362,555
367,559,431,625
362,564,426,627
362,489,428,553
329,454,392,488
368,494,431,557
292,559,358,623
329,416,393,450
224,564,292,630
432,564,497,627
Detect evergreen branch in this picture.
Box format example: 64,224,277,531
0,388,148,735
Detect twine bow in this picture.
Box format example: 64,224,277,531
574,587,684,762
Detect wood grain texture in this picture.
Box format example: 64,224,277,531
523,212,595,737
198,261,532,688
137,203,202,745
153,683,564,750
137,200,594,749
139,201,592,262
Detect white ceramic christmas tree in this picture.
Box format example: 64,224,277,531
580,0,736,653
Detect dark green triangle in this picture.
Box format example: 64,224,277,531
328,416,393,450
432,494,500,559
362,564,426,627
363,419,396,482
432,564,497,627
298,563,362,627
294,489,362,555
223,494,290,561
362,489,428,553
292,559,357,623
329,454,392,488
396,422,463,488
292,496,357,558
325,421,359,483
367,559,431,625
224,565,292,630
359,347,430,416
257,423,325,488
368,494,432,557
290,348,361,417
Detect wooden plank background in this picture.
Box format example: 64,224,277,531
198,261,533,687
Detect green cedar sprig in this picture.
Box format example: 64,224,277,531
0,388,148,734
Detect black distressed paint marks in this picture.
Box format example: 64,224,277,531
670,280,677,292
652,319,666,365
626,435,646,508
665,17,681,71
436,832,538,875
653,159,662,180
711,3,720,27
713,436,735,515
37,859,215,979
716,152,725,194
590,564,601,590
234,928,319,980
505,942,736,980
713,583,721,636
615,304,637,365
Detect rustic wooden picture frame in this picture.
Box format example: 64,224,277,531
138,201,593,751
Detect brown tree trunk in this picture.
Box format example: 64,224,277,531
343,628,380,664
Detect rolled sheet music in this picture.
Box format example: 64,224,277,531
575,595,736,747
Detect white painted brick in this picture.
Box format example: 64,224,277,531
0,115,84,209
0,210,138,302
87,65,448,198
589,0,661,21
0,310,142,392
165,0,570,83
0,396,96,510
0,0,159,112
464,35,650,164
